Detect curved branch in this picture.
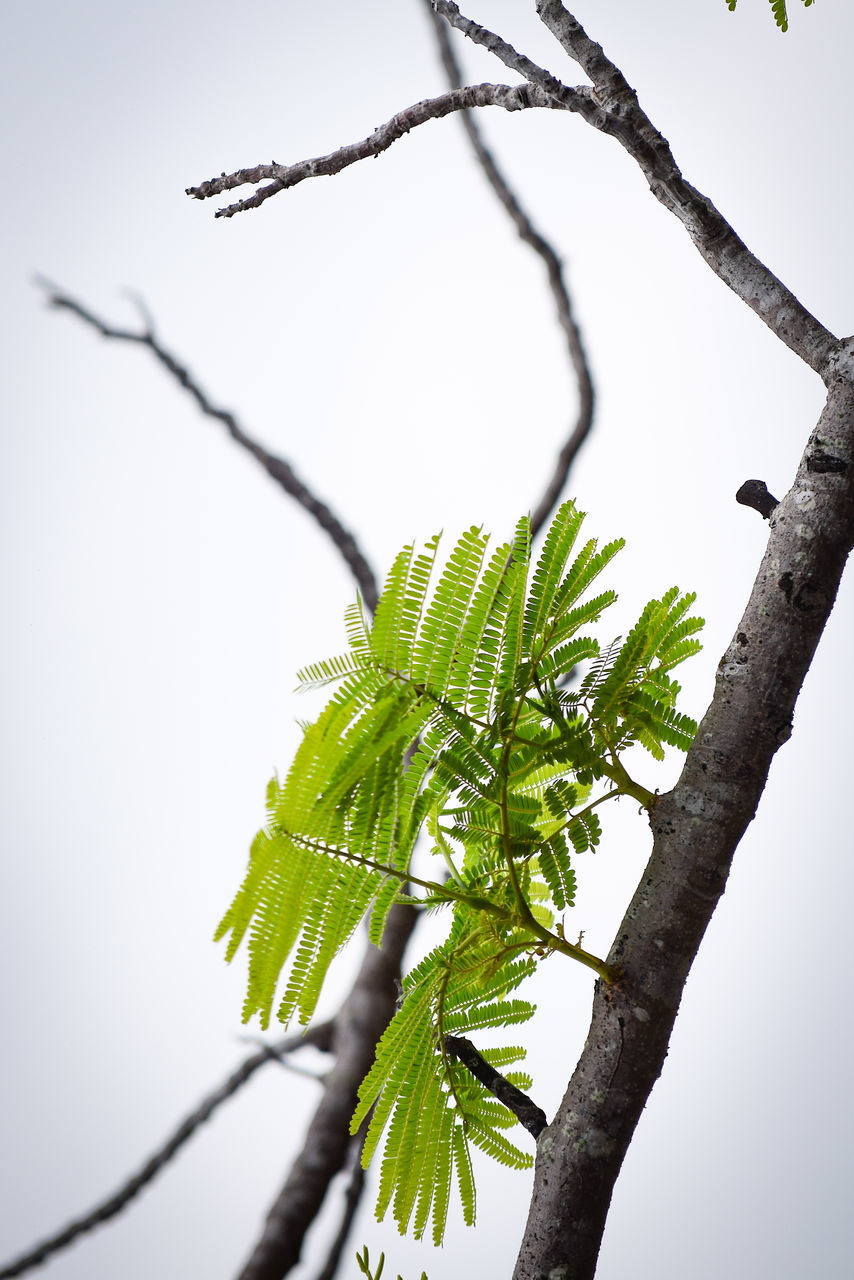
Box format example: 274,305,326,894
35,279,379,611
36,278,421,1279
0,1025,333,1280
186,83,570,218
421,0,594,537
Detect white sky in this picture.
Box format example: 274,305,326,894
2,2,852,1278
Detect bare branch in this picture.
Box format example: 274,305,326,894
444,1035,547,1139
235,904,417,1280
36,277,422,1277
422,0,594,536
427,3,835,374
0,1025,333,1280
186,83,569,218
35,279,379,611
311,1131,368,1280
431,1,593,115
531,0,837,374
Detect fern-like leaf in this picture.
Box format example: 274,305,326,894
219,498,704,1242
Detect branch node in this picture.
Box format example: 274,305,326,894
735,478,779,520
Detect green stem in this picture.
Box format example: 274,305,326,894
596,755,655,809
435,830,467,888
546,932,620,983
282,830,449,898
498,737,536,928
496,706,620,984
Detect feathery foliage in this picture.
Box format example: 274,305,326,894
725,0,814,32
217,500,703,1244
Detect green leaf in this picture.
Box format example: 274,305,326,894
725,0,814,32
218,499,704,1239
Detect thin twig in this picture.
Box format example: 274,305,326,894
444,1035,547,1138
312,1130,368,1280
0,1025,333,1280
34,278,379,611
186,83,572,218
35,276,421,1279
422,0,594,536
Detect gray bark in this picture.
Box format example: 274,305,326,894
513,360,854,1278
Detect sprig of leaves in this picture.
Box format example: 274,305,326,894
725,0,814,32
217,499,704,1243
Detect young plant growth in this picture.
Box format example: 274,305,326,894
217,499,703,1243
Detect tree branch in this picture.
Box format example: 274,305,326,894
235,903,417,1280
426,2,836,375
420,0,594,537
0,1025,333,1280
444,1035,547,1138
311,1131,368,1280
735,478,779,520
35,279,380,612
531,0,837,375
513,351,854,1277
186,83,569,218
430,1,593,115
32,281,414,1279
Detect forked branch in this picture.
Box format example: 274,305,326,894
431,0,837,374
530,0,837,371
186,83,570,218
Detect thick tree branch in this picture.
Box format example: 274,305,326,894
421,0,594,536
0,1025,332,1280
532,0,837,374
444,1035,547,1138
235,903,417,1280
513,346,854,1278
35,280,379,612
186,83,570,218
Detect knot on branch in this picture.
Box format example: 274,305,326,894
736,479,779,521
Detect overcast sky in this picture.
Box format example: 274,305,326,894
2,2,853,1278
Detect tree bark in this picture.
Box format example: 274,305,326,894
513,361,854,1278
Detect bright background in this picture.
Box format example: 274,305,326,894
2,2,852,1278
